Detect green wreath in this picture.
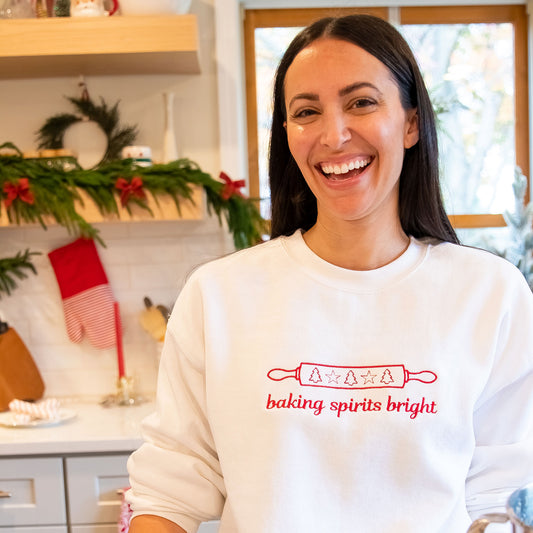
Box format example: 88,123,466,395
36,96,138,167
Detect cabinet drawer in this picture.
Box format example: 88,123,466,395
0,457,66,527
71,526,120,533
0,526,68,533
65,454,130,525
199,522,220,533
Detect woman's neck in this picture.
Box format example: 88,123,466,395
302,218,410,271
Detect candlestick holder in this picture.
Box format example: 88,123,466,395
101,376,145,407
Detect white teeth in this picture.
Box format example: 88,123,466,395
321,158,371,176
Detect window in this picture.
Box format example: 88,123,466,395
243,6,529,235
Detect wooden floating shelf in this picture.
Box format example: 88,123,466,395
0,186,205,228
0,14,200,79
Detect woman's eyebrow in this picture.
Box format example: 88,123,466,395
288,82,383,108
288,92,319,108
339,81,382,97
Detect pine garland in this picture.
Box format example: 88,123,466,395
0,249,41,298
0,142,267,250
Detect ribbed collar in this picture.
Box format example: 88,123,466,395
280,229,430,293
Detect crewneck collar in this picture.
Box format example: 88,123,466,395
280,229,429,293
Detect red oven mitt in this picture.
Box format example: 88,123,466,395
48,238,116,350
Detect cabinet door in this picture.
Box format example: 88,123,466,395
0,457,66,527
65,454,130,525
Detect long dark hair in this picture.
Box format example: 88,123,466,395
268,14,459,244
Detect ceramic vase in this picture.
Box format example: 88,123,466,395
162,92,178,163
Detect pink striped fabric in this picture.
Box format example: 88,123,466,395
62,284,117,349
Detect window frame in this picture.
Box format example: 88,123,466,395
242,5,529,229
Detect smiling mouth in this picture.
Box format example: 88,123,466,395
319,157,373,180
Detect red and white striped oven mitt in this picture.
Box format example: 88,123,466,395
48,238,116,350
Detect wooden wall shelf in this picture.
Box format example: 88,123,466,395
0,14,200,79
0,186,205,228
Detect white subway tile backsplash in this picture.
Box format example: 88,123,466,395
1,215,233,398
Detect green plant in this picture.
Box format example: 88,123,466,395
0,249,41,298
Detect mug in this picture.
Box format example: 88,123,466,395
467,483,533,532
121,146,152,167
70,0,119,16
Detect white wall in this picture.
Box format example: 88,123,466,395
0,0,234,400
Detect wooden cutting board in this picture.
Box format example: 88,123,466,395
0,328,45,411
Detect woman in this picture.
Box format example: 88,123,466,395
128,14,533,533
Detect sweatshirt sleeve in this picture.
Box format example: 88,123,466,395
466,268,533,528
126,274,226,533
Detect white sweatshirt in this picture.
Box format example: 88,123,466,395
127,231,533,533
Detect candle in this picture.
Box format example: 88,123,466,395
114,301,125,378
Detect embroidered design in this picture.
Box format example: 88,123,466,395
267,363,437,390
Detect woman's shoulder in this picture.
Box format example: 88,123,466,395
189,233,293,280
424,238,529,287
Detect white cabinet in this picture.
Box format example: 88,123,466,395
66,454,130,528
0,454,127,532
0,457,66,530
0,454,220,532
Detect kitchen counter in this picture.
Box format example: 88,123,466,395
0,397,155,456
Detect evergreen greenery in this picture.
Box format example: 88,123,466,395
36,96,138,166
0,142,266,251
0,249,41,298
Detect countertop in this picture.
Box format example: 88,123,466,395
0,397,155,456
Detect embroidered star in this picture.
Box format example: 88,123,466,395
361,370,377,384
325,370,340,384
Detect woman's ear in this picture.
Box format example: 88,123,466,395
283,121,287,130
404,109,419,149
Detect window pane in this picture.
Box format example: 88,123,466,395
255,27,301,219
400,23,516,215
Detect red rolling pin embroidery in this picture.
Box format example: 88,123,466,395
267,363,437,390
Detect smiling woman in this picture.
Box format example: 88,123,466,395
282,38,420,269
126,13,533,533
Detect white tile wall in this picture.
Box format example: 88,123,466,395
0,217,234,399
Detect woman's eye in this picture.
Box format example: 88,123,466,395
351,98,376,109
292,108,317,119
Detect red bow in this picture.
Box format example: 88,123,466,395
3,177,35,208
115,176,146,207
220,171,245,200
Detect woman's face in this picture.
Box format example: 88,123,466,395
284,38,419,231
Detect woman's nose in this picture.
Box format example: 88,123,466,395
320,112,351,148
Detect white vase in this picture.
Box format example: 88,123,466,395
162,92,178,163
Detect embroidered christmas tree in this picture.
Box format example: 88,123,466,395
309,367,322,383
345,370,358,386
381,369,394,384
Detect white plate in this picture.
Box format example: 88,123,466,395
0,408,77,428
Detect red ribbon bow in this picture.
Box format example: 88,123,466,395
115,176,146,207
220,171,246,200
3,177,35,208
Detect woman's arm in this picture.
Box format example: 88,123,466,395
129,514,187,533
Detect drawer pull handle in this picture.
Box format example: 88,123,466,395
0,491,12,498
